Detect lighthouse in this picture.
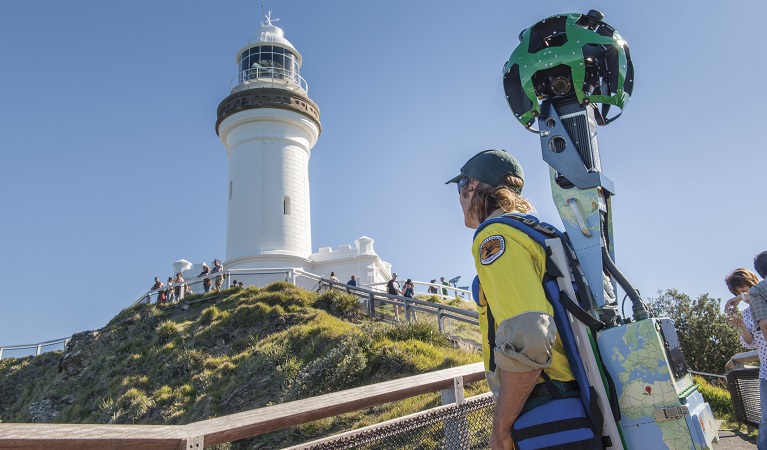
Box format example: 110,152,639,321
216,13,320,270
210,12,392,287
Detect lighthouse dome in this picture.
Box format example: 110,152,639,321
231,13,307,93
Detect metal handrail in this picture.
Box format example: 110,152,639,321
230,67,308,93
364,280,474,303
0,337,70,360
316,277,479,337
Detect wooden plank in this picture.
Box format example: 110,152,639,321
195,362,485,446
0,423,186,450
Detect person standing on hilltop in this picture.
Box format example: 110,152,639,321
166,277,175,303
174,272,185,302
199,263,212,293
386,273,402,321
212,259,225,292
428,279,438,295
150,277,164,304
440,276,449,297
446,149,576,449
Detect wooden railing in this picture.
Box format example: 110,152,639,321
0,362,485,449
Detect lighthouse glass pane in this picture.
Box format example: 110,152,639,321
271,53,284,69
240,53,249,73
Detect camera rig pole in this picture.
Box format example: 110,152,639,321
535,99,642,326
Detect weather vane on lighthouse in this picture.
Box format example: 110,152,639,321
261,7,279,27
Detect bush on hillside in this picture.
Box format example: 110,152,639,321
314,290,362,319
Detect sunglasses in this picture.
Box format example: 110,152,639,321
457,177,470,194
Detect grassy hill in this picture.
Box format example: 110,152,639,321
0,283,483,448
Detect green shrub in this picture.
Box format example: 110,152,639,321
385,322,448,347
156,321,180,344
314,290,361,319
200,306,221,325
118,388,155,423
282,336,369,401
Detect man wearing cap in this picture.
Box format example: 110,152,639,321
447,149,576,450
386,273,402,320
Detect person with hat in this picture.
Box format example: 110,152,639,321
446,149,576,450
386,273,402,321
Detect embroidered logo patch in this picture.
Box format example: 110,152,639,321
480,235,505,265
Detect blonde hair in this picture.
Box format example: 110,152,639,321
725,268,760,295
464,174,532,223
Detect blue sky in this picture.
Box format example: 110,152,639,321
1,1,765,347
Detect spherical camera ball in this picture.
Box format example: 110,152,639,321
503,11,634,128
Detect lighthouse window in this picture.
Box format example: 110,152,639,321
239,46,299,84
284,196,291,215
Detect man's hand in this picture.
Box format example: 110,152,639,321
490,368,541,450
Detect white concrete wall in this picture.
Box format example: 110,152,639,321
311,237,393,286
219,108,319,262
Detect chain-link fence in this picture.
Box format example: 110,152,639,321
291,394,494,450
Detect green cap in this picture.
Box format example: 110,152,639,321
445,149,524,192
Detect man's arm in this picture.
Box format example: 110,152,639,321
758,318,767,343
491,368,541,450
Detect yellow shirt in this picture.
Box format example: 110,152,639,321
473,221,574,394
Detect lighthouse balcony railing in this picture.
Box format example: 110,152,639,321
231,67,308,93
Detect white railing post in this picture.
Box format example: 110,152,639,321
442,376,468,450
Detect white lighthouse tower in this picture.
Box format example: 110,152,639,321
216,13,320,271
210,12,392,288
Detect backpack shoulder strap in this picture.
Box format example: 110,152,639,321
476,214,605,332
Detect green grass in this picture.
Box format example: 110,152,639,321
0,282,481,449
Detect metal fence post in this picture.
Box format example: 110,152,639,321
368,293,376,319
437,307,444,334
404,299,410,322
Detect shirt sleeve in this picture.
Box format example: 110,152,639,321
750,282,767,323
474,223,556,373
